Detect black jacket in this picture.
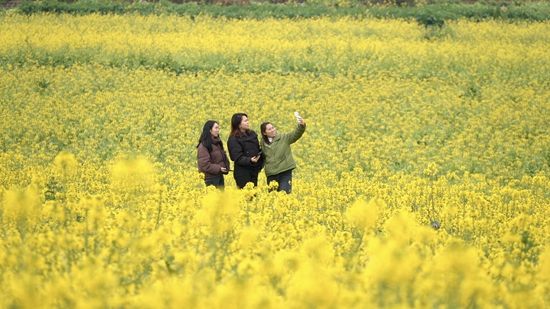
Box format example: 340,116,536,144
227,130,263,171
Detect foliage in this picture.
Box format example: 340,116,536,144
2,13,549,77
1,13,550,308
14,0,550,25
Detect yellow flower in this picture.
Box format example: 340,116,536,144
53,151,77,170
345,197,383,232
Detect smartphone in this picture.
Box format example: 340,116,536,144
294,111,301,122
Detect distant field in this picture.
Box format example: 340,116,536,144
1,13,550,308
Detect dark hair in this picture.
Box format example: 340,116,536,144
197,120,218,152
229,113,249,137
260,122,272,144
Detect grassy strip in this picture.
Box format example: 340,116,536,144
1,14,548,77
13,0,550,25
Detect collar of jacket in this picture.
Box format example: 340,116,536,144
264,134,282,147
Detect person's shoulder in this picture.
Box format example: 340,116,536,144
227,135,239,145
197,143,207,153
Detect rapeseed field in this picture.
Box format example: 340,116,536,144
1,12,550,308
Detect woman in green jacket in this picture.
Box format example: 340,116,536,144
260,114,306,193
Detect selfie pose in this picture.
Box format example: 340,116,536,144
260,113,306,194
197,120,230,188
227,113,263,188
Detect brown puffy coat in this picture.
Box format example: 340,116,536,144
197,137,230,179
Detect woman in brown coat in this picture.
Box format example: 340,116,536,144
197,120,230,188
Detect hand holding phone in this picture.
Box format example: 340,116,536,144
295,111,305,126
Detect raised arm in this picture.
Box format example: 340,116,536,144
285,120,306,144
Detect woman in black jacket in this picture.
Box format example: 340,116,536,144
227,113,263,188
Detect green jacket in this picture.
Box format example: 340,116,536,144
261,124,306,177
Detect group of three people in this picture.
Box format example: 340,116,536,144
197,113,306,193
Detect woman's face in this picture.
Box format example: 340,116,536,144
239,116,250,131
210,122,220,137
264,123,277,138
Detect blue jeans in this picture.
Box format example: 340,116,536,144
205,175,225,189
267,169,293,194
